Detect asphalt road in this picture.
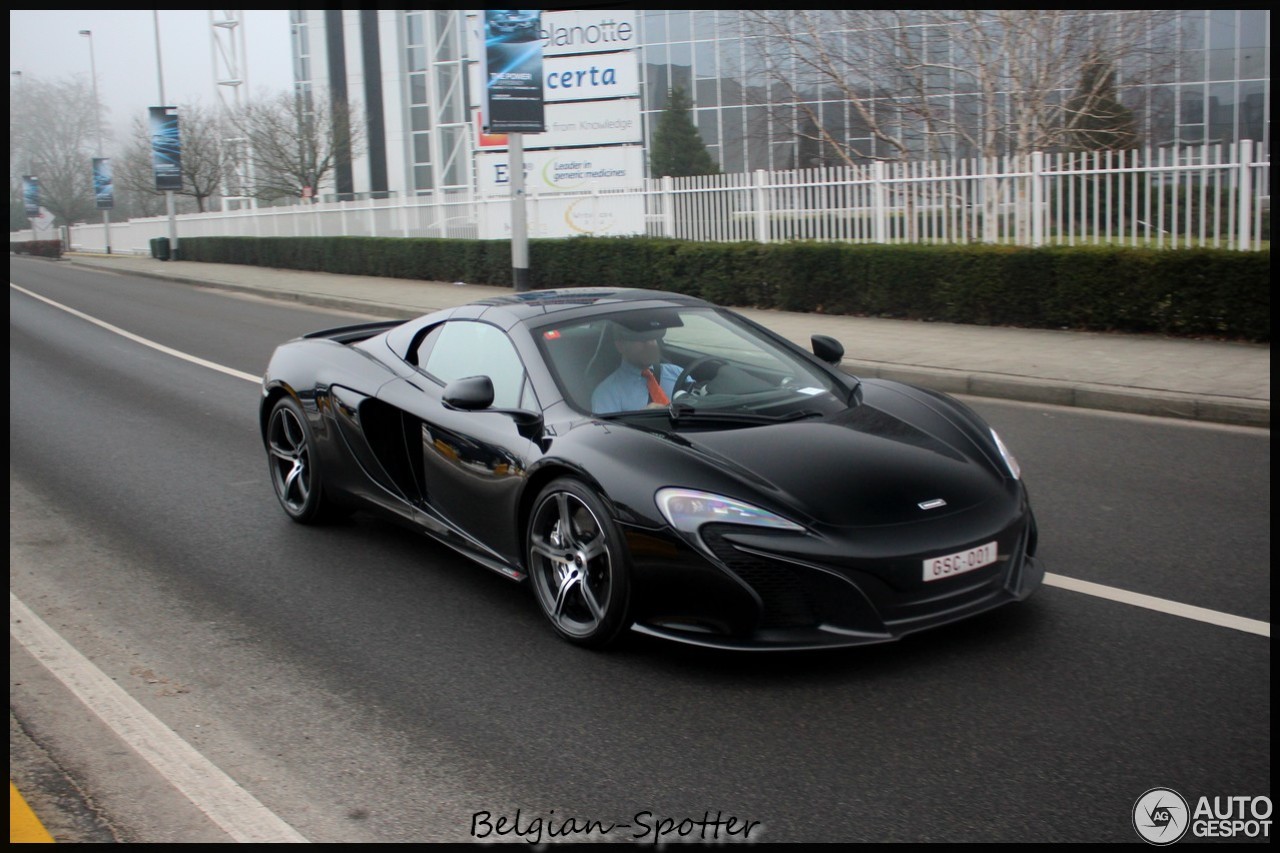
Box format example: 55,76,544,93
9,258,1271,843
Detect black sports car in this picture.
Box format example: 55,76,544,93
260,288,1042,650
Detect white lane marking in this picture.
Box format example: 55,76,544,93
11,284,1272,644
1045,573,1270,638
10,282,260,384
10,593,310,843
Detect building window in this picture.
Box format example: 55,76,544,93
414,164,433,193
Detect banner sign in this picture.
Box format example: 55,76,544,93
479,193,645,239
475,99,642,151
149,106,182,191
537,51,638,103
541,10,637,57
477,146,645,195
22,175,40,216
482,10,545,134
93,157,115,210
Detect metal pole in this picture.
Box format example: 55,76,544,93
154,11,179,259
13,70,37,238
510,132,530,292
1236,139,1254,251
80,30,113,254
12,71,30,176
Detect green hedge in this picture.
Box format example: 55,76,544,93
10,240,63,258
175,235,1269,342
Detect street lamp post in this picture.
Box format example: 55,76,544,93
79,29,112,254
12,71,35,234
13,69,50,241
154,11,179,258
11,71,28,171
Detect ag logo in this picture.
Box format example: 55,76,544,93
1133,787,1190,845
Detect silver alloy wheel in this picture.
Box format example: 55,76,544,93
528,488,615,640
268,403,312,516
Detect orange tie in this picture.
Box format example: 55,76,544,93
642,367,669,405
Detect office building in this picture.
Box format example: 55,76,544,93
289,9,1270,200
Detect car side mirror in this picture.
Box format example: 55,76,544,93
811,334,845,366
443,375,494,410
443,375,545,441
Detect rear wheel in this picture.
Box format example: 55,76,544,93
266,396,334,524
526,478,631,648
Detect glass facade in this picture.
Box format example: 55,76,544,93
291,10,1268,196
404,9,470,193
289,11,313,109
636,9,1270,172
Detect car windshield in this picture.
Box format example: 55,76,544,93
535,306,850,421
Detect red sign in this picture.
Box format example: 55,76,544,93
477,113,509,149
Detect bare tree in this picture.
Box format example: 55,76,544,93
229,91,364,204
9,75,102,229
114,103,238,214
740,10,1174,165
740,10,1174,241
1065,60,1139,152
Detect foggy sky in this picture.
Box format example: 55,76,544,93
9,10,294,146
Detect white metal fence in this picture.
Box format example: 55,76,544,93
644,140,1269,250
21,141,1269,255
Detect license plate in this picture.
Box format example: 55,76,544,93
922,541,998,582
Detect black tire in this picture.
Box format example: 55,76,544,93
266,396,334,524
526,478,632,648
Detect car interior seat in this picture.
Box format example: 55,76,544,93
582,323,621,410
544,322,619,412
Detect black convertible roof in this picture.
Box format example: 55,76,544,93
467,287,710,324
384,288,715,355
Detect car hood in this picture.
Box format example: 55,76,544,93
638,384,1009,528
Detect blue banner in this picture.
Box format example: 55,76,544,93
93,157,115,210
149,106,182,191
22,175,40,216
483,10,545,134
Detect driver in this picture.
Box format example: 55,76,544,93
591,323,684,413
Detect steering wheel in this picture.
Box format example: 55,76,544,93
672,356,725,401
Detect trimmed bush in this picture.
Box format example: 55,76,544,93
11,239,63,258
174,235,1269,342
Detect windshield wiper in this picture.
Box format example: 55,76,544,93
597,406,824,427
668,399,697,421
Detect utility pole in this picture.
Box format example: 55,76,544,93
154,11,179,258
80,29,113,253
510,133,530,292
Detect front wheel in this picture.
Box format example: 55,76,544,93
266,396,335,524
526,478,631,648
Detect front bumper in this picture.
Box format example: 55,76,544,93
623,507,1042,651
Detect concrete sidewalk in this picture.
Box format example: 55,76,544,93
63,252,1269,428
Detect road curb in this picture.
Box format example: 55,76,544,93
844,362,1269,428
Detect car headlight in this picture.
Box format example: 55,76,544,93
990,428,1021,480
656,488,804,534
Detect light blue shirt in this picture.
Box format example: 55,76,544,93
591,362,683,413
